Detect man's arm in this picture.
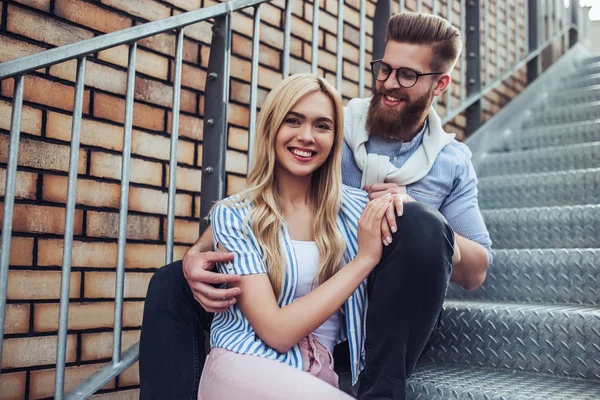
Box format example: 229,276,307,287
182,226,241,313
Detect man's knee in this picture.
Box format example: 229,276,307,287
145,260,186,309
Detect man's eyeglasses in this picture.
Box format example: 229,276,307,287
370,59,443,88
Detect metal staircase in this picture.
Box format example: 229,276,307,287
405,54,600,399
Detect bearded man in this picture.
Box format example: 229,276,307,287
139,12,491,400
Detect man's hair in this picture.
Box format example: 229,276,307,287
386,12,462,73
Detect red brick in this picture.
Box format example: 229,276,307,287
129,186,192,217
225,150,248,175
124,243,187,269
7,237,34,266
0,371,26,400
289,56,311,75
13,0,51,11
97,46,170,80
89,151,163,187
2,203,83,235
120,361,140,387
227,174,247,196
228,103,250,128
166,111,203,140
2,334,77,368
181,19,212,43
81,330,140,361
230,55,253,83
165,165,202,192
6,4,93,46
90,389,140,399
171,218,200,244
343,60,360,82
46,111,123,151
38,239,118,268
101,0,171,21
0,169,37,200
231,34,281,70
34,301,144,332
43,175,121,209
1,75,91,114
86,211,161,241
342,79,360,99
0,34,45,63
55,0,132,33
258,65,283,91
84,271,152,298
0,99,43,136
132,129,195,165
228,126,249,152
30,364,115,399
138,33,199,64
193,195,201,218
4,303,30,334
164,0,201,10
7,270,81,300
50,60,128,95
291,15,313,42
93,92,165,132
179,63,206,92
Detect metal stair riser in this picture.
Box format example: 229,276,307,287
478,142,600,177
578,63,600,76
523,103,600,127
407,364,600,400
422,302,600,381
549,86,600,106
561,74,600,90
446,249,600,305
506,121,600,151
483,205,600,249
478,169,600,209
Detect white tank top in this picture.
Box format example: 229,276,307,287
291,240,341,353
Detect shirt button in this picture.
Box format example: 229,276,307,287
348,295,353,301
349,328,356,334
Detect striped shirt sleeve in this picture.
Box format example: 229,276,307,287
210,204,267,275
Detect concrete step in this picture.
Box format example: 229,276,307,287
483,205,600,249
478,168,600,209
421,301,600,381
446,249,600,306
407,363,600,400
505,120,600,151
478,142,600,177
523,101,600,128
549,85,600,106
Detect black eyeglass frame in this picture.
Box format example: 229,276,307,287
370,59,444,88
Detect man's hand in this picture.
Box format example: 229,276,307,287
364,183,415,246
182,242,241,313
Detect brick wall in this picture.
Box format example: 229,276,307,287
0,0,544,398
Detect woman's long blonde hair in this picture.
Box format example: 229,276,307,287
222,74,346,300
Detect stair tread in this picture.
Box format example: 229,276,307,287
408,363,600,400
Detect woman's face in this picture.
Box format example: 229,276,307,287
274,91,336,179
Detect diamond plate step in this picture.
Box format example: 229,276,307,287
523,101,600,127
483,205,599,249
561,73,600,90
421,301,600,381
407,363,600,400
478,142,600,177
478,169,600,209
505,120,600,151
446,249,600,305
549,86,600,106
582,54,600,65
577,62,600,77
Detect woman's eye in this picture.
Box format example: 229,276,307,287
285,118,300,125
316,124,332,131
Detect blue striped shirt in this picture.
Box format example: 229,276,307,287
341,119,493,261
210,186,370,384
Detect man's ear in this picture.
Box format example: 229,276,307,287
433,74,451,97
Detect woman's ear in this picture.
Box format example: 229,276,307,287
433,74,451,97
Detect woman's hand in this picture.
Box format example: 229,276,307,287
355,194,393,268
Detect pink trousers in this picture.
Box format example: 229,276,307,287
198,336,353,400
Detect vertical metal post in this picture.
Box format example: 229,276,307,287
433,0,438,16
55,56,86,400
336,0,344,92
465,0,481,135
445,0,452,114
311,0,320,74
527,0,540,82
505,0,511,64
417,0,422,13
515,0,520,60
112,42,137,365
166,29,184,264
200,15,232,234
570,0,579,47
399,0,405,13
0,75,24,369
483,0,489,85
460,0,466,103
283,0,293,78
548,0,553,38
373,0,390,90
495,0,500,76
358,0,366,97
248,6,261,169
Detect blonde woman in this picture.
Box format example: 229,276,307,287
198,74,392,399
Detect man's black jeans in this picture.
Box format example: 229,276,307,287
139,202,454,400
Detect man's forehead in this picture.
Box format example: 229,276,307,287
382,41,433,70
